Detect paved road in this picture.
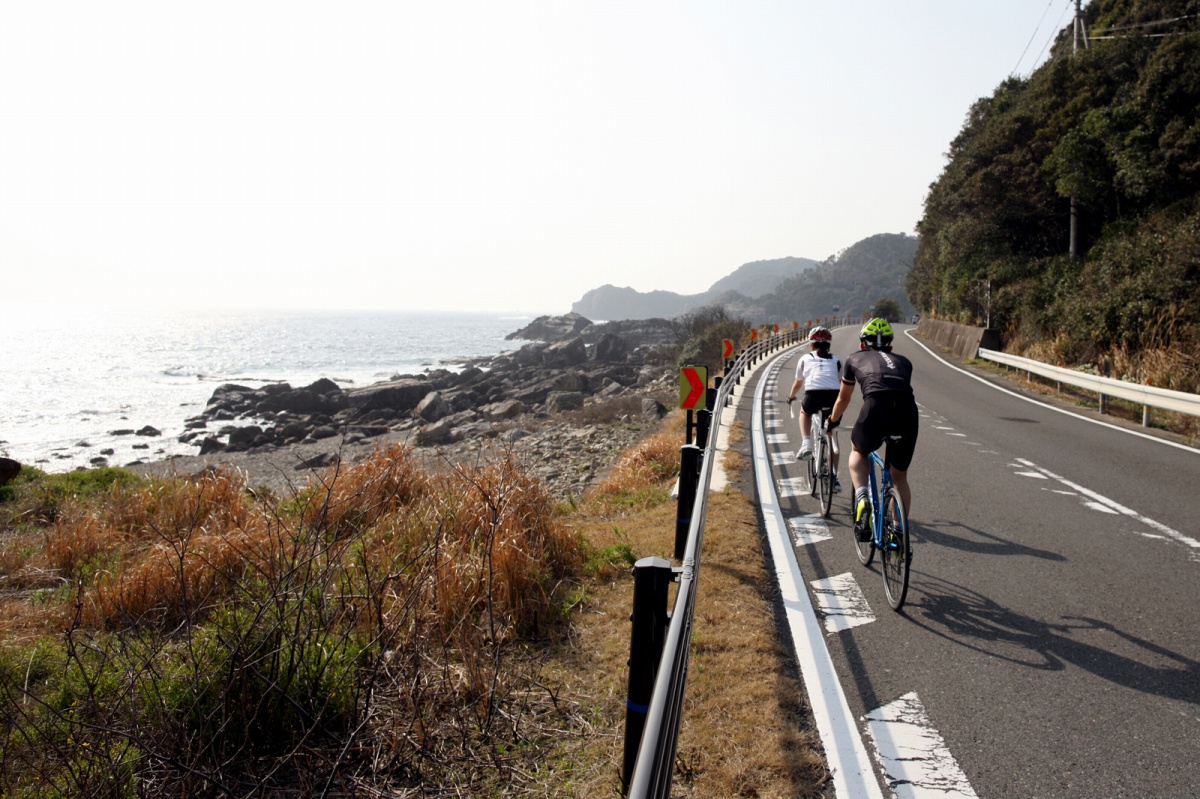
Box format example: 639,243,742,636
752,325,1200,798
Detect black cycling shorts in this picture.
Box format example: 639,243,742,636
850,392,919,471
801,389,840,416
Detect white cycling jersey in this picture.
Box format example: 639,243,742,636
795,351,842,391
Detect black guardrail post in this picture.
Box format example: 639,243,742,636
675,444,702,559
695,409,712,450
622,556,675,796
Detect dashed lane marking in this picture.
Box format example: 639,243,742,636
787,513,833,546
1013,457,1200,560
811,573,875,632
865,692,978,799
777,476,810,498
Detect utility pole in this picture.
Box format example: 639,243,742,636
1069,0,1086,257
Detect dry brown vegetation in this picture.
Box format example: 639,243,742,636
0,412,827,797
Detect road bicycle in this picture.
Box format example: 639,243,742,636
851,438,911,611
806,407,838,518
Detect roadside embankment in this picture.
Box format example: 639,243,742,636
914,317,999,361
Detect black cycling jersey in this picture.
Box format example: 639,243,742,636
841,349,914,398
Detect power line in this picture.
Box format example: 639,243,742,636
1030,1,1076,75
1013,0,1063,76
1088,12,1200,37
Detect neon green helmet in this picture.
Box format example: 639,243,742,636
859,317,894,349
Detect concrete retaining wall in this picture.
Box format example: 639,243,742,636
915,318,1000,361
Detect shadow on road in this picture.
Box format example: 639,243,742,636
915,517,1066,561
906,575,1200,705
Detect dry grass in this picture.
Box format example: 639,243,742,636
0,411,828,797
990,324,1200,444
536,414,829,797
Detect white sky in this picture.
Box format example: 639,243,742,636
1,1,1076,314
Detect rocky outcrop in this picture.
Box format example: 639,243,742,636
180,314,678,458
506,313,592,342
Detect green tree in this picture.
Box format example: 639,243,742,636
870,298,903,321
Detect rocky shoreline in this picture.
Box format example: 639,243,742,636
126,313,682,499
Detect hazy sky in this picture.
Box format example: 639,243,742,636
2,2,1078,314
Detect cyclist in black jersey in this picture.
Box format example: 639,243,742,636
827,318,918,540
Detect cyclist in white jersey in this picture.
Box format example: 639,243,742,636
786,326,843,493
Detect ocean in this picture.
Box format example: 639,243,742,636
1,308,540,473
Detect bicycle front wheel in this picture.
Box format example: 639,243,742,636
880,487,911,610
817,435,834,518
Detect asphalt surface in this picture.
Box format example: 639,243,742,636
756,325,1200,799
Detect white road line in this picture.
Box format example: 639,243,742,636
753,353,885,799
766,433,790,444
777,476,810,498
904,329,1200,456
1014,458,1200,557
788,513,834,545
811,573,875,632
770,452,795,466
865,692,978,799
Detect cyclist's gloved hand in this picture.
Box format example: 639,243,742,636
825,417,840,431
786,396,794,405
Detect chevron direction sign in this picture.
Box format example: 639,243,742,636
678,365,707,410
722,339,734,359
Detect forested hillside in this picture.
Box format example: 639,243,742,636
908,0,1200,391
762,233,917,323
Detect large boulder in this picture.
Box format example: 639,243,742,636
545,391,584,413
542,337,588,368
591,332,629,362
226,425,263,450
481,399,524,420
415,391,450,422
514,342,548,367
414,418,455,445
0,457,21,485
345,378,435,414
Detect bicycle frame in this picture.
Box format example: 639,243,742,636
859,446,910,610
809,409,840,459
866,450,890,538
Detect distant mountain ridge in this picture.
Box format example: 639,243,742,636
571,256,817,320
570,234,917,322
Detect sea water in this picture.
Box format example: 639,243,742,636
1,307,539,472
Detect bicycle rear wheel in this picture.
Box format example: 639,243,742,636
852,495,874,566
880,486,911,610
817,434,834,518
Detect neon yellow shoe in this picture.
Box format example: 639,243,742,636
854,498,872,542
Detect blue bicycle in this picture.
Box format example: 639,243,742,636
852,439,911,611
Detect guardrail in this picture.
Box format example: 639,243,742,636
621,324,815,798
977,348,1200,425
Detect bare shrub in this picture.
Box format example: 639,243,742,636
0,442,585,796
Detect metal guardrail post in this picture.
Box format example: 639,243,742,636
675,444,701,560
622,556,675,796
